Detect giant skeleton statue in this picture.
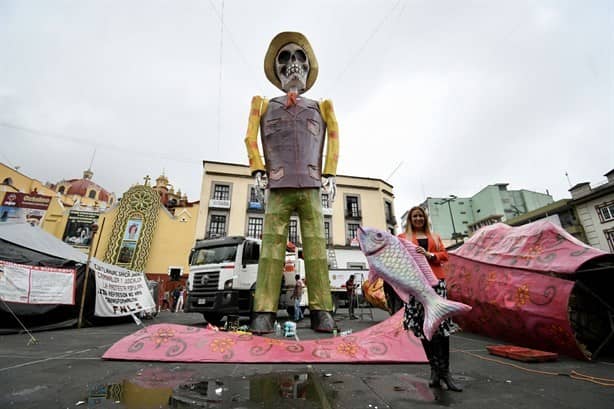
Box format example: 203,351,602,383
245,32,339,334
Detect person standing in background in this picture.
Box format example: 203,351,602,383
291,274,304,322
174,286,185,313
345,274,358,319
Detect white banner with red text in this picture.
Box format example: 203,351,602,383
0,260,76,304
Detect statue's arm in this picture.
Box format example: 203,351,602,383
244,96,268,175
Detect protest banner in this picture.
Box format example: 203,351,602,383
91,260,155,316
0,261,75,304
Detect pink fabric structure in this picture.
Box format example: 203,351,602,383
447,221,610,360
452,221,605,274
103,310,427,363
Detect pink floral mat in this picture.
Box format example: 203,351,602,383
102,310,427,363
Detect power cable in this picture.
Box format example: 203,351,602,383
0,121,201,166
216,0,225,158
206,0,254,70
327,0,405,94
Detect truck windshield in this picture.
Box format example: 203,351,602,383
191,245,237,265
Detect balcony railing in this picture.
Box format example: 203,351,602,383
209,199,231,209
247,200,265,212
205,231,226,239
322,206,333,216
344,210,362,219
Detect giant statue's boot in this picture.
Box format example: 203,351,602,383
250,312,276,335
310,310,336,333
421,339,440,388
436,336,463,392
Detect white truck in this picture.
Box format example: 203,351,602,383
185,236,369,324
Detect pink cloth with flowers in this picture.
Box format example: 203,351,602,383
103,310,427,363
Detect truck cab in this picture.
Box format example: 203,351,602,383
185,236,260,325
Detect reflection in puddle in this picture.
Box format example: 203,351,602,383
87,370,337,408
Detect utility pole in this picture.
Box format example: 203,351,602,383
435,195,458,243
78,223,99,329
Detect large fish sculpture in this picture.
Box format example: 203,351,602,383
357,226,471,340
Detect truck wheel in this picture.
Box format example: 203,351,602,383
203,313,223,326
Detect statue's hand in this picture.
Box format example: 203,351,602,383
254,171,268,201
322,176,337,203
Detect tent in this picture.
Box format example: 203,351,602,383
447,220,614,360
0,222,128,333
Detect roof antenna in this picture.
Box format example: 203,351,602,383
564,171,572,188
88,148,97,170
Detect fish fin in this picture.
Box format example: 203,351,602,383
422,297,472,341
398,236,439,287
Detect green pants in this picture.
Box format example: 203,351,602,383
253,188,333,312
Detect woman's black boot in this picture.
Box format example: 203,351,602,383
438,336,463,392
421,339,440,388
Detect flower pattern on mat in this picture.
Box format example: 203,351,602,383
337,341,360,357
210,338,235,354
153,328,175,348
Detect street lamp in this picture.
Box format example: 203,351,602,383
435,195,459,243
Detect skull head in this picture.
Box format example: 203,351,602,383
275,43,310,93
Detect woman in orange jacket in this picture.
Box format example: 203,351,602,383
385,206,462,392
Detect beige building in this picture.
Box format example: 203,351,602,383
569,169,614,253
196,161,397,267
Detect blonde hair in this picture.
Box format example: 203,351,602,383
405,206,432,236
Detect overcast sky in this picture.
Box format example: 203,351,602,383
1,0,612,215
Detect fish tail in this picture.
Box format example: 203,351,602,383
422,298,472,341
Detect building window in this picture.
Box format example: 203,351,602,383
2,177,12,185
605,228,614,252
207,215,226,238
58,186,65,194
288,219,298,245
346,196,360,218
88,190,97,199
321,193,330,208
347,223,360,245
324,220,331,244
596,201,614,223
385,201,394,224
247,217,263,239
213,184,230,201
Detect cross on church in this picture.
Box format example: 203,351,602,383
143,175,151,186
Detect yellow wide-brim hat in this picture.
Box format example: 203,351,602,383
264,31,319,93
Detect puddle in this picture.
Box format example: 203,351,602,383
86,370,337,408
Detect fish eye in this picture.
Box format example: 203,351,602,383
375,232,384,241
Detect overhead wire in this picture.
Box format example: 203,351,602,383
216,0,225,158
327,0,406,94
0,122,200,166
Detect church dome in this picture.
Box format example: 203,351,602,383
54,169,114,203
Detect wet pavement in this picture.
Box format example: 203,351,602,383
1,309,613,408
